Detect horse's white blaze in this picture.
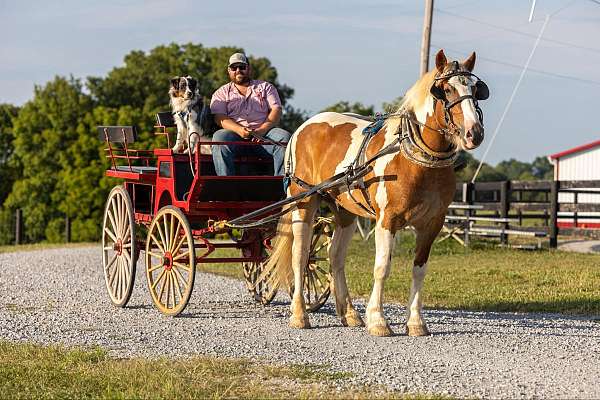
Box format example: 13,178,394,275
407,262,428,327
366,225,395,327
449,76,479,126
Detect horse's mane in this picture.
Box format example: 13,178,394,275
397,70,437,112
384,69,436,134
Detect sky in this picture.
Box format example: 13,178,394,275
1,0,599,166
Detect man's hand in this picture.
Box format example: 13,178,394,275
237,126,253,139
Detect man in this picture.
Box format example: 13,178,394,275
210,53,291,176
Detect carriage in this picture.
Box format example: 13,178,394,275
99,113,332,316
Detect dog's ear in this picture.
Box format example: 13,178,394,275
170,77,180,90
187,76,198,91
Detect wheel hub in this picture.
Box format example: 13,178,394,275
113,239,123,255
162,252,173,270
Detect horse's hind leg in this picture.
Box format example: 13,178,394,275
289,196,320,329
328,210,364,327
407,217,444,337
365,223,396,337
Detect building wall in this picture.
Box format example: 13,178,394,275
554,145,600,227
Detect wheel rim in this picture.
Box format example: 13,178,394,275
288,217,333,312
241,230,277,305
243,260,277,305
102,186,137,307
145,206,195,316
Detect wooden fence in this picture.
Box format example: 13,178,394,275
447,179,600,248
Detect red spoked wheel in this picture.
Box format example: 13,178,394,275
145,206,195,316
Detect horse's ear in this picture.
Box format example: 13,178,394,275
435,49,447,73
464,52,476,72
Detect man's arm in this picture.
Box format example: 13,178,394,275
214,114,252,139
252,106,282,136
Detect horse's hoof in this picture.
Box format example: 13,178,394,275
342,312,365,327
368,324,394,337
406,324,430,337
289,315,311,329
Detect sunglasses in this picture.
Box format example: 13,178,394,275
229,64,247,71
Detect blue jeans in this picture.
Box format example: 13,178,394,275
211,128,291,176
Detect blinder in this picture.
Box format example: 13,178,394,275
475,80,489,100
430,84,445,101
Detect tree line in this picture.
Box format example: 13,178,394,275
0,42,553,245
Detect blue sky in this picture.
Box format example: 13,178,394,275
1,0,599,165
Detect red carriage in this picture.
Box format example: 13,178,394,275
99,113,332,316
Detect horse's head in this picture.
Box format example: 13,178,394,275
429,49,488,150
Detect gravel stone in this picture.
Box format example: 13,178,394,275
1,246,599,399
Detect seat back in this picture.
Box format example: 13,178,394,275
97,126,137,143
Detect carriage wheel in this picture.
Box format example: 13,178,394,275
241,229,277,305
288,217,333,312
102,185,137,307
145,206,195,316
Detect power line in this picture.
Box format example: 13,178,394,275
432,43,600,86
471,15,550,183
436,8,600,55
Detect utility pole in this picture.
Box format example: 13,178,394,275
420,0,434,77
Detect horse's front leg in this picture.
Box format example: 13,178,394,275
407,218,444,336
289,198,319,329
365,223,395,336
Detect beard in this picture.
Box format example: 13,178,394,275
233,73,250,85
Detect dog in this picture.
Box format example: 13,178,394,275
169,75,210,154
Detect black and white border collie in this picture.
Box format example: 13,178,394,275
169,76,210,154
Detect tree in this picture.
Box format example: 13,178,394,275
87,43,295,148
0,104,20,205
2,43,298,243
532,156,554,180
496,158,533,180
455,152,507,182
382,96,404,113
321,101,374,116
5,76,94,242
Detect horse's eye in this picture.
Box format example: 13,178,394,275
444,87,451,94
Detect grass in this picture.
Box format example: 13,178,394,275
0,242,97,254
200,232,600,316
0,341,415,399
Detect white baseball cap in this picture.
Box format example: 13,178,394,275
228,53,249,66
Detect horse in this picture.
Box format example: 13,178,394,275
266,49,488,336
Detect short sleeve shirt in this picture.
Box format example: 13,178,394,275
210,80,282,129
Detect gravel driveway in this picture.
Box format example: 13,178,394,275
1,246,599,399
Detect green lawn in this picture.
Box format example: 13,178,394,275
201,232,600,316
0,341,414,399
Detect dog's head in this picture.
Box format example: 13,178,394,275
169,76,200,101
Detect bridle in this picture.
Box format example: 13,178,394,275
429,62,489,137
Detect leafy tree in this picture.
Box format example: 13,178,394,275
5,76,94,242
455,152,507,182
532,156,554,180
382,96,404,113
87,43,295,148
496,158,533,180
0,104,20,204
321,101,374,116
280,104,309,134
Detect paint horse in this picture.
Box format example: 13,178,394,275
267,49,488,336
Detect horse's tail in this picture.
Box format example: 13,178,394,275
262,208,294,297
